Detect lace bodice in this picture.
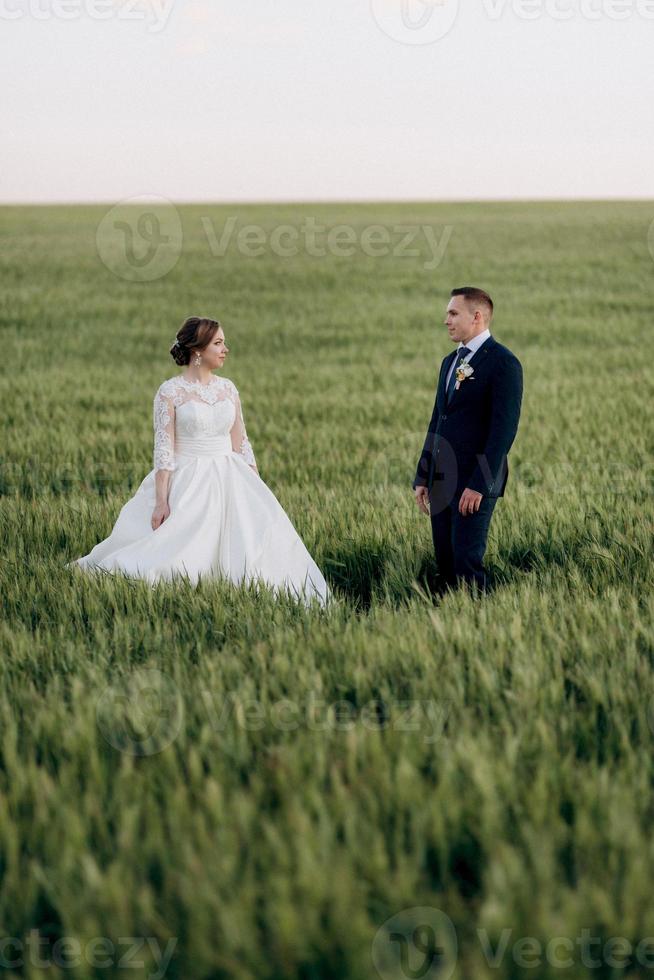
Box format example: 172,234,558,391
153,375,256,472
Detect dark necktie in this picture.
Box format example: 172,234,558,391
445,346,471,403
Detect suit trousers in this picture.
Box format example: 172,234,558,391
430,493,498,592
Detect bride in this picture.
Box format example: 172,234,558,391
67,316,329,605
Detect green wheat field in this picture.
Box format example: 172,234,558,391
1,201,653,980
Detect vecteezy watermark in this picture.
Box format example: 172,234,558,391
371,0,654,45
201,216,453,270
96,668,183,756
370,435,644,504
0,932,177,978
3,455,646,500
372,907,458,980
476,928,654,970
371,909,654,978
371,429,441,496
95,686,449,753
370,0,460,45
0,0,175,33
95,205,452,279
96,196,183,282
480,0,654,19
201,693,452,745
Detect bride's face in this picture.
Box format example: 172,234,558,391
202,329,230,369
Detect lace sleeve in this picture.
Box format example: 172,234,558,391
228,383,257,469
153,385,176,472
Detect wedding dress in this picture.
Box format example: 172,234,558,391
67,374,329,605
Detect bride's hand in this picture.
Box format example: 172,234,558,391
151,501,170,530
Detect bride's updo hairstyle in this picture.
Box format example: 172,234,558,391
170,316,221,366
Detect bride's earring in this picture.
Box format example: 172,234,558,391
194,352,202,366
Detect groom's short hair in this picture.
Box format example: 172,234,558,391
451,286,494,322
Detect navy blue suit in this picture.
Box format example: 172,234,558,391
413,335,523,591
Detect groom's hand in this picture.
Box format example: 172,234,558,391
459,488,483,516
414,486,430,516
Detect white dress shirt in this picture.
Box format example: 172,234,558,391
445,328,492,391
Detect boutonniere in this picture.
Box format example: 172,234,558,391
455,362,475,389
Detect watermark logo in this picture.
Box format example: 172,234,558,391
0,932,177,978
0,0,176,33
95,209,452,275
96,195,183,282
481,0,654,18
372,907,458,980
371,0,654,43
96,667,183,756
202,693,452,744
202,216,453,269
370,0,460,44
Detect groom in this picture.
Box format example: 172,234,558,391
413,287,523,593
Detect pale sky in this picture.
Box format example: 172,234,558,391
2,0,652,202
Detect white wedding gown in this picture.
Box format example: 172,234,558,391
67,374,329,605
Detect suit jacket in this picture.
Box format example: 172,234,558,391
413,335,523,501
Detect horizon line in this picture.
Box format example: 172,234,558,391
0,194,653,207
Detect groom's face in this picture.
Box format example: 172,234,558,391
444,296,478,344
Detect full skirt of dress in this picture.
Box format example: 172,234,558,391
66,451,329,606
